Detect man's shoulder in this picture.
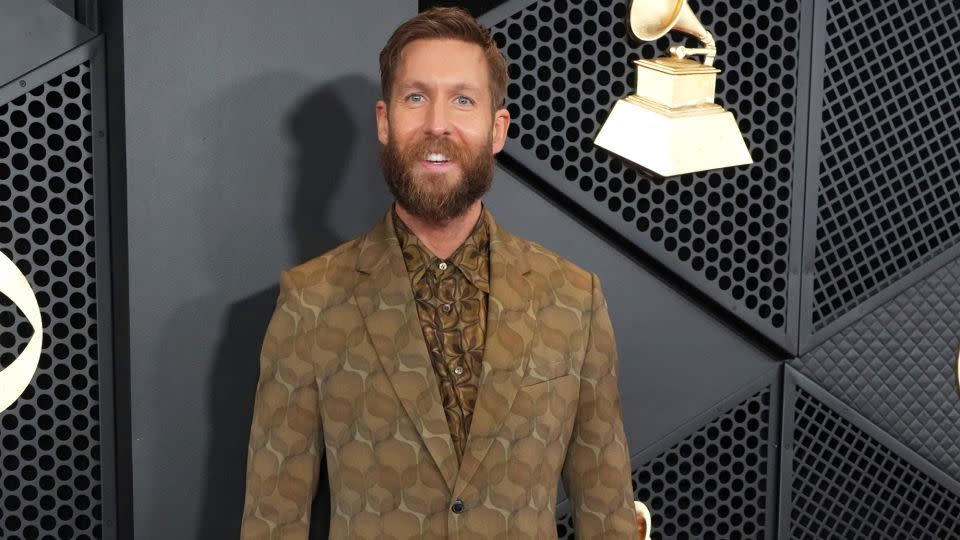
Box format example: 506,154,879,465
280,236,363,292
505,229,596,294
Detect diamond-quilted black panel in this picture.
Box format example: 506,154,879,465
795,256,960,482
0,62,103,540
490,0,802,346
789,387,960,539
556,388,771,539
811,1,960,330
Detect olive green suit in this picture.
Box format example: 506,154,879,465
240,209,637,538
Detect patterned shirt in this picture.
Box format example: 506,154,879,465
393,208,490,464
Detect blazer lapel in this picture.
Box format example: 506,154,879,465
454,212,536,495
352,211,458,492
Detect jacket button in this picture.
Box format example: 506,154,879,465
451,499,464,514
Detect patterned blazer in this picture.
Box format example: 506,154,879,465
240,209,637,539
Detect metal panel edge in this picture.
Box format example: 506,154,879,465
802,245,960,354
0,0,96,90
88,34,119,540
0,35,99,105
786,364,960,497
797,0,960,355
630,365,780,465
765,363,785,540
97,0,133,536
785,0,818,357
777,363,800,539
629,365,781,537
795,0,829,357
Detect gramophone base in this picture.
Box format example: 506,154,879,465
594,96,753,177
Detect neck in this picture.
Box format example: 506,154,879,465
394,200,483,259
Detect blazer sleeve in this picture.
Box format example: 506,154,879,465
240,271,322,540
561,272,638,538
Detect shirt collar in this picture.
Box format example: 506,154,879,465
392,206,491,293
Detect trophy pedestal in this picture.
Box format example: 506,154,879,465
595,57,752,177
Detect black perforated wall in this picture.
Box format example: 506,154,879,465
788,385,960,539
556,387,773,539
795,253,960,482
418,1,960,538
489,0,803,349
810,0,960,331
0,61,103,540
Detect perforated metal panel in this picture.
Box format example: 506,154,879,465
0,59,103,540
556,382,775,539
786,379,960,539
486,0,805,350
808,1,960,335
794,254,960,482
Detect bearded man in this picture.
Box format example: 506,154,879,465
240,7,638,538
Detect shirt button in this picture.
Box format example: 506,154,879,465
451,499,464,514
438,262,448,271
442,303,452,313
453,366,464,376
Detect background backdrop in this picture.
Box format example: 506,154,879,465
1,0,960,538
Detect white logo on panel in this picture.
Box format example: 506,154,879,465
0,251,42,410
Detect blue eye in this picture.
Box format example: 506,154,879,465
455,96,473,106
407,94,424,103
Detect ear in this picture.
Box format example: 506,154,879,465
376,100,389,145
491,107,510,154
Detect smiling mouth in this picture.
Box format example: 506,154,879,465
425,152,450,164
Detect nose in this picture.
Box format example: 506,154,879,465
424,101,449,136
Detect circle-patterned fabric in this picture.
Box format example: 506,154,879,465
491,0,801,336
0,62,102,540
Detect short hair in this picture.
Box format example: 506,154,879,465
379,7,508,111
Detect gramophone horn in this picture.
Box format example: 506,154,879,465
596,0,751,176
628,0,716,51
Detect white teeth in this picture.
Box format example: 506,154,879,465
426,153,448,163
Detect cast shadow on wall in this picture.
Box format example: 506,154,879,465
195,75,389,539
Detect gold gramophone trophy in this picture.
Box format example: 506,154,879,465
594,0,753,177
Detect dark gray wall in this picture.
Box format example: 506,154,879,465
120,1,778,538
120,3,414,538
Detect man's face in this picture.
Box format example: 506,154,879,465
376,38,510,223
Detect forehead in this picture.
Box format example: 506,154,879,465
394,38,490,90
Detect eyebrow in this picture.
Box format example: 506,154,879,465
397,81,484,94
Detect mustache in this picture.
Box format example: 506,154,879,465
405,135,468,162
379,133,494,223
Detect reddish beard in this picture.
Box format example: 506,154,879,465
380,134,494,223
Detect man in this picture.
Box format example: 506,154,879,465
241,7,637,538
